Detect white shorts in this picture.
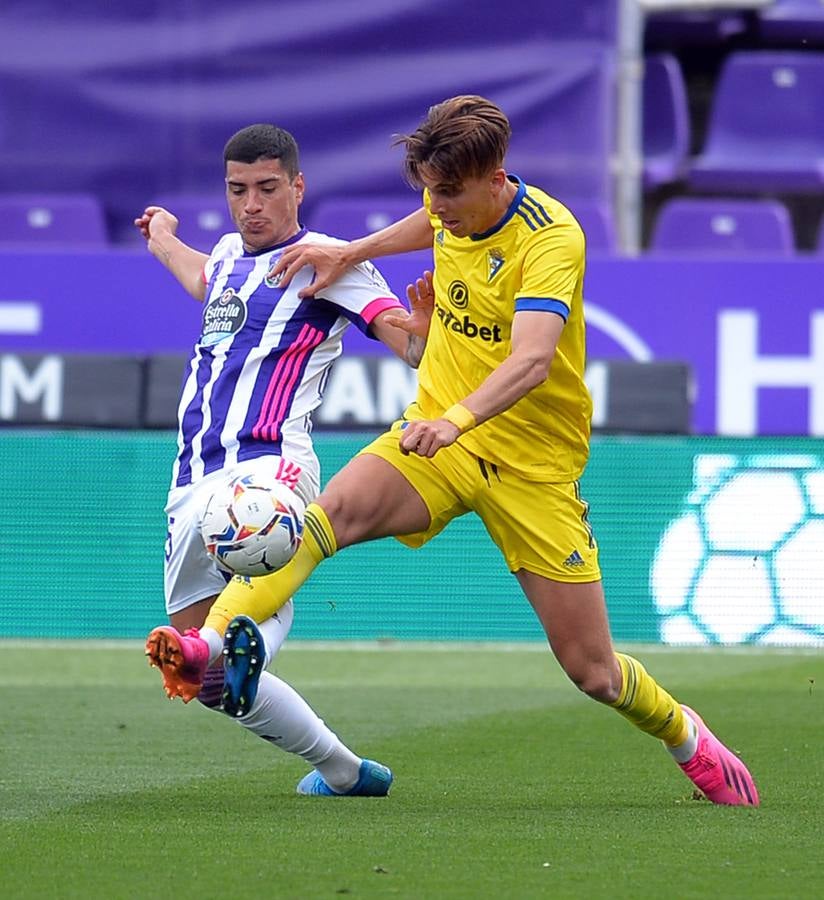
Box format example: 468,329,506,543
164,455,319,616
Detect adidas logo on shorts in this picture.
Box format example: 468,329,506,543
563,549,585,568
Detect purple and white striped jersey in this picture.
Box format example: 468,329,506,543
172,227,403,488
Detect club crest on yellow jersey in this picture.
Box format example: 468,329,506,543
487,249,505,282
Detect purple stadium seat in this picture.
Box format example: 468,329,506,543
689,52,824,193
150,194,235,253
649,197,796,256
0,193,108,247
565,198,617,254
306,196,421,241
645,10,749,47
643,54,690,190
759,0,824,44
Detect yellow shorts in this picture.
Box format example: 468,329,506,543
359,421,601,582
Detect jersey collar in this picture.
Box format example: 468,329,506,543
242,226,307,256
470,175,525,242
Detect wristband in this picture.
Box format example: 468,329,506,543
442,403,476,434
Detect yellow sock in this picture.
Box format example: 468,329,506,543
610,653,688,747
204,503,337,636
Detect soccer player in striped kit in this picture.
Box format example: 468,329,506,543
139,123,424,797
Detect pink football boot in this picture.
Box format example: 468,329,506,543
145,626,209,703
679,705,760,806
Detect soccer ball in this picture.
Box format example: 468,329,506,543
651,453,824,646
200,474,305,576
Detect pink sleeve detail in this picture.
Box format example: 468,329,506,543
360,296,404,324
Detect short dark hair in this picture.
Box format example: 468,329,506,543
396,95,512,189
223,124,300,178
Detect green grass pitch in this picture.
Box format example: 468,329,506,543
1,643,822,899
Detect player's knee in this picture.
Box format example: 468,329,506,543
197,667,225,711
317,486,376,547
564,659,621,704
315,492,350,544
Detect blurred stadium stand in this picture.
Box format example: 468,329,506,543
0,193,109,248
649,196,796,256
758,0,824,43
566,198,618,254
1,2,822,253
0,0,618,245
305,195,421,241
645,8,752,46
642,53,691,190
689,51,824,193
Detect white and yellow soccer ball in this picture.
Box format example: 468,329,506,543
200,474,305,577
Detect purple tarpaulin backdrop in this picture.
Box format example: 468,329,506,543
0,1,616,243
1,248,823,437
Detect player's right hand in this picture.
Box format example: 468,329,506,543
134,206,178,242
399,417,460,457
267,242,350,297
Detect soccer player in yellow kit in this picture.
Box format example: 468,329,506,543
148,95,759,804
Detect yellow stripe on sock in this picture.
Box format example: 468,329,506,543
615,654,638,710
611,653,688,747
304,506,336,559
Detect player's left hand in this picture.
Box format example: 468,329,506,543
384,271,434,340
400,418,460,458
134,206,178,243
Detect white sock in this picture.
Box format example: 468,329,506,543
201,601,294,667
200,626,223,666
238,672,362,792
204,601,360,791
665,710,700,763
256,602,293,667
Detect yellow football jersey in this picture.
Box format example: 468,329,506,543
411,176,592,482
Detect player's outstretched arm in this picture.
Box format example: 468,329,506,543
269,207,434,298
134,206,208,301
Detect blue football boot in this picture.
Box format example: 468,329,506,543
222,615,265,718
296,759,393,796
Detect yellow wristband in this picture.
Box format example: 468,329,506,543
442,403,476,434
